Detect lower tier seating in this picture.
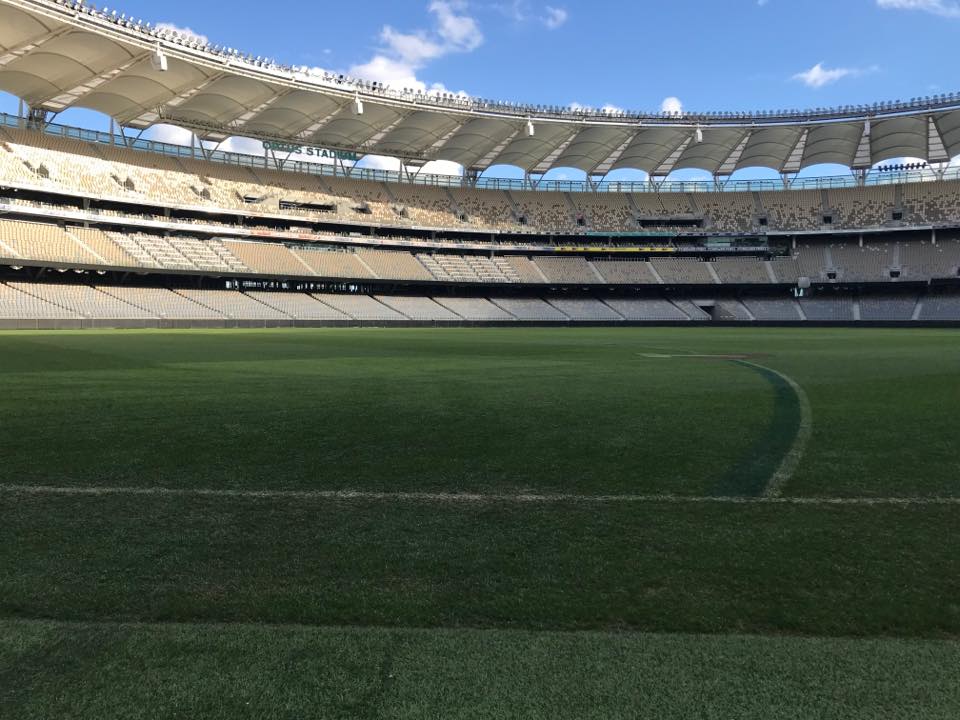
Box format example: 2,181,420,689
0,282,957,323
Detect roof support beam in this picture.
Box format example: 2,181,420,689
297,102,349,142
653,134,694,177
232,89,295,125
164,72,228,109
358,111,411,151
425,118,469,156
716,130,751,175
589,132,638,175
530,129,579,174
474,127,520,170
780,128,808,174
852,120,872,169
928,115,950,163
0,26,74,67
43,50,152,109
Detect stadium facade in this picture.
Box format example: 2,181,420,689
0,0,959,328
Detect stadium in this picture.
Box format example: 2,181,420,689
0,0,958,718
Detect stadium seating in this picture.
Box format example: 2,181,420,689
546,297,623,321
97,286,225,319
710,258,772,284
799,295,856,321
670,300,712,320
312,293,407,321
603,297,691,321
830,242,895,282
375,295,461,321
5,126,960,238
592,260,659,284
743,297,801,321
918,292,960,320
0,219,100,266
534,256,601,284
433,297,516,321
650,258,715,284
0,281,83,318
8,282,157,318
489,297,569,321
246,291,350,320
859,295,918,321
292,248,373,279
175,289,288,319
358,250,433,281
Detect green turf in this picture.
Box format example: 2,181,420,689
1,327,959,717
3,620,959,720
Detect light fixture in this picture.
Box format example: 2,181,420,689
695,126,703,143
526,118,535,137
353,94,364,115
151,45,167,72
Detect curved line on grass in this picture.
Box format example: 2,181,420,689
735,360,812,498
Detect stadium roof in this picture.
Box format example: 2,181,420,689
3,0,960,176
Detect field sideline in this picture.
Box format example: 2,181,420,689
1,327,959,718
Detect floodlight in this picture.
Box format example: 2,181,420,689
151,45,168,72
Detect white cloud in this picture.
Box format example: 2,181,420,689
147,124,194,146
876,0,960,17
420,159,464,176
661,96,683,115
792,62,876,89
543,6,569,28
154,22,209,45
349,1,482,92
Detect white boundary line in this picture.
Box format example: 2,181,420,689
2,484,959,506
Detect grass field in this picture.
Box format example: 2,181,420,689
1,327,959,718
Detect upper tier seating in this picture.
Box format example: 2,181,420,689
6,127,960,236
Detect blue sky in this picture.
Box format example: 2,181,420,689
2,0,958,181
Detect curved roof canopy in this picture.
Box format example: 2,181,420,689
2,0,960,176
